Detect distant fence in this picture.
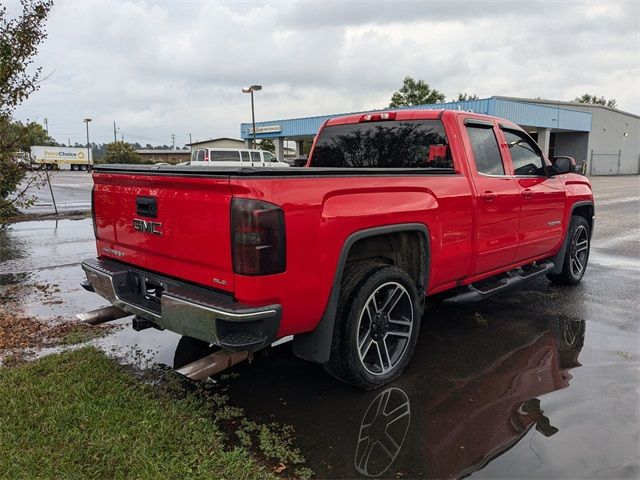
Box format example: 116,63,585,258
589,150,622,176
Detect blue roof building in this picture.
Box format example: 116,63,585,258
239,96,639,175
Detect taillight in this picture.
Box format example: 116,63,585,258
231,199,285,276
360,112,396,122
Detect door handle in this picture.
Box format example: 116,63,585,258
522,189,534,200
480,191,497,202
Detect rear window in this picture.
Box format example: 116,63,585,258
210,151,240,162
311,119,453,169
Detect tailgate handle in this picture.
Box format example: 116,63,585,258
136,196,157,218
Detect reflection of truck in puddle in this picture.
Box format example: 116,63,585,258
30,146,93,171
184,316,584,478
417,319,583,479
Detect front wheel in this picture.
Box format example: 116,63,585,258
324,263,421,390
547,216,590,285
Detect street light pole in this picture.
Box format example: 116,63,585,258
83,118,92,168
242,85,262,149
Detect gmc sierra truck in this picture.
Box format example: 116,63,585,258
81,109,594,389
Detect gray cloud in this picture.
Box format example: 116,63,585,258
12,0,640,146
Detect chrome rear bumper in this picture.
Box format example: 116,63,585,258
81,258,281,351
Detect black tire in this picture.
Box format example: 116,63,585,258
549,316,585,369
547,216,590,285
324,262,422,390
173,336,219,369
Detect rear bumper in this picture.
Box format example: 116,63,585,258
81,258,281,351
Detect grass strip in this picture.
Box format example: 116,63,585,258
0,346,274,480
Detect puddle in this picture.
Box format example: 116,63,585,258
201,309,639,479
1,218,639,478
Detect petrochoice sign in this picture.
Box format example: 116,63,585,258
42,150,86,160
246,124,282,135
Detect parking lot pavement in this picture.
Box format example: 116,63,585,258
1,174,638,478
18,171,93,214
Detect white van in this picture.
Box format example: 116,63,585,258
189,148,289,167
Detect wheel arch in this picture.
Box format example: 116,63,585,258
549,200,594,274
292,223,430,364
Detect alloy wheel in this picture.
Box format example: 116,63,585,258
356,282,414,376
569,225,589,278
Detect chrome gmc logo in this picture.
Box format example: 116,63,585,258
133,218,162,236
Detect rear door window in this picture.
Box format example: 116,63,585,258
311,119,453,169
210,151,240,162
465,125,505,175
240,151,250,163
196,150,205,162
250,152,261,163
502,129,546,176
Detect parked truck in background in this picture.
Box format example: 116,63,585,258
31,146,93,171
81,109,594,389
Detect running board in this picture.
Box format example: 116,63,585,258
443,261,554,305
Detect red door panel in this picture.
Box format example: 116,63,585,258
516,177,566,261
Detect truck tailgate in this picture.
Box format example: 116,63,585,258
92,172,235,293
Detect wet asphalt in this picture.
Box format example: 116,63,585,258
18,171,93,214
0,175,638,479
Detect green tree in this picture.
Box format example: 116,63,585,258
455,93,479,102
10,120,56,152
0,0,54,222
389,76,445,108
258,138,275,153
573,94,617,108
102,141,142,164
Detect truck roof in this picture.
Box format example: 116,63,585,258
325,109,505,127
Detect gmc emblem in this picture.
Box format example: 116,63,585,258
133,218,162,236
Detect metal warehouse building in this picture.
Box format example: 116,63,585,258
240,96,639,175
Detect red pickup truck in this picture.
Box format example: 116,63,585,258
81,109,594,389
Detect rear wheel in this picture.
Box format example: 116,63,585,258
324,263,421,389
547,216,590,285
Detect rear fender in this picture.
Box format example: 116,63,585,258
292,223,430,364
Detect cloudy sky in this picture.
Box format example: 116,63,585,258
11,0,640,147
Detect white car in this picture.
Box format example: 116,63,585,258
189,148,290,167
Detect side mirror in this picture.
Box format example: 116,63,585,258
551,156,575,175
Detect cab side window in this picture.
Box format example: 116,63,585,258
263,152,277,163
502,129,546,176
465,125,505,175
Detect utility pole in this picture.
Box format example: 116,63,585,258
113,121,117,142
171,134,175,150
188,133,192,145
83,118,92,167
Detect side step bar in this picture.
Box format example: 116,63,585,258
444,261,554,305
